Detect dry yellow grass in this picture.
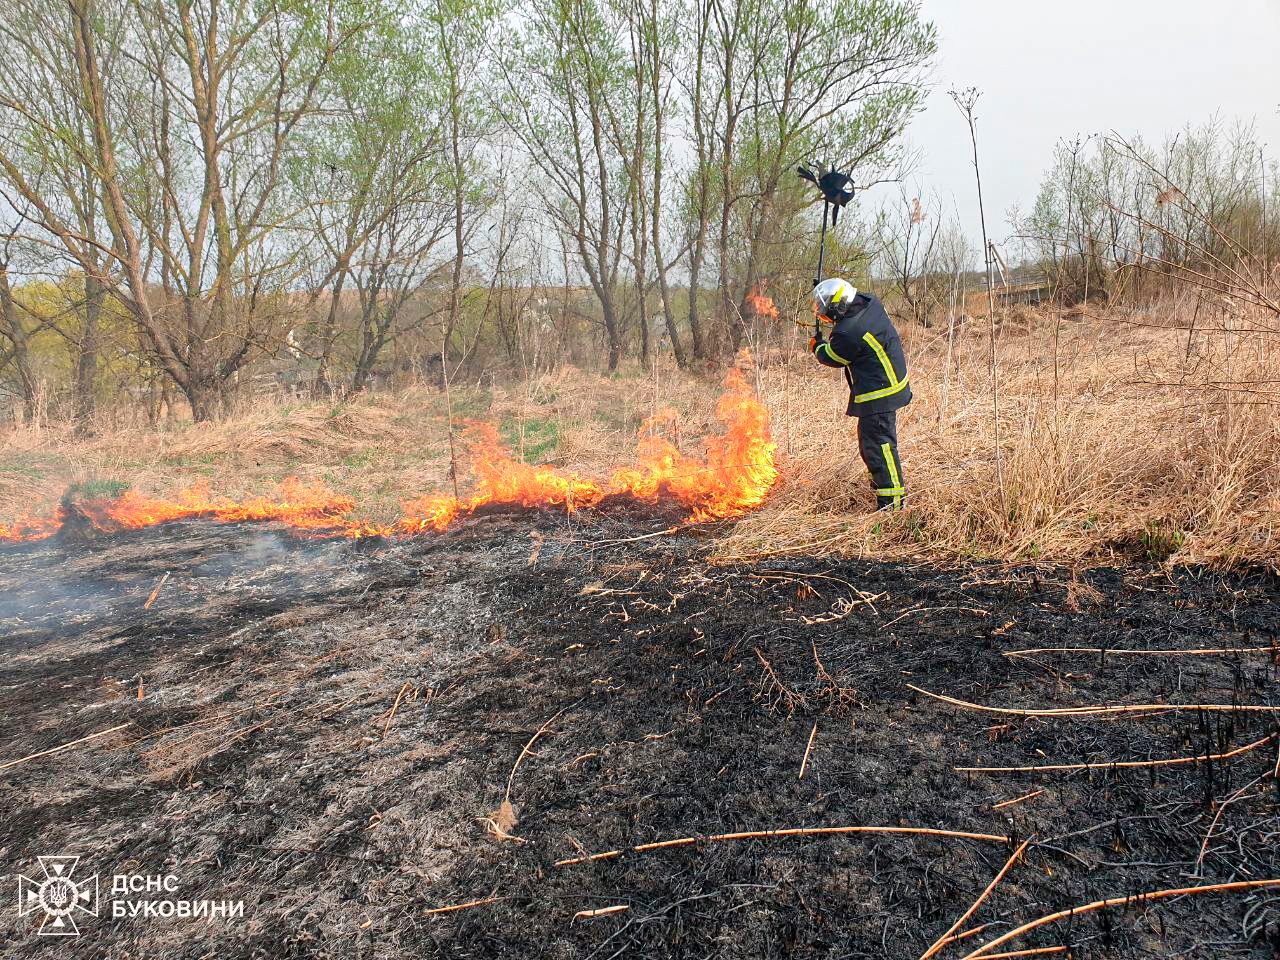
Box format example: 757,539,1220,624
2,297,1277,570
0,364,724,528
731,296,1280,570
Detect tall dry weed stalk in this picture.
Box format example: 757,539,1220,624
950,87,1006,517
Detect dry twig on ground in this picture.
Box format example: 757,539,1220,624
957,734,1276,774
920,838,1032,960
958,879,1280,959
909,684,1279,718
556,824,1010,868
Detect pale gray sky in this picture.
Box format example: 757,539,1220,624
896,0,1280,249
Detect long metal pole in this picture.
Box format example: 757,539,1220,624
813,201,830,338
814,200,830,287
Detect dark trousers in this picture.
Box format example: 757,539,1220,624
857,411,904,510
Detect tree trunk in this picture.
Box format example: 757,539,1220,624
687,231,708,361
73,272,102,431
717,191,733,356
351,351,374,392
645,0,685,369
0,265,37,421
634,217,650,364
182,377,225,423
314,274,346,398
443,57,467,392
601,294,622,370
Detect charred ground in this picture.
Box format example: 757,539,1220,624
0,511,1278,959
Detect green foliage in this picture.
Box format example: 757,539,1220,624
449,387,493,419
501,416,561,461
1140,520,1187,562
63,479,129,503
0,0,937,413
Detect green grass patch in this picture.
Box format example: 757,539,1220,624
1140,520,1186,561
65,479,130,501
0,454,62,479
500,416,561,462
448,388,492,420
164,453,218,467
592,408,647,434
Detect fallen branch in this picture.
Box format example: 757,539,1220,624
584,526,679,548
507,706,570,804
882,604,991,629
979,949,1067,959
920,838,1031,960
957,734,1276,774
382,682,411,738
798,722,818,780
573,904,629,920
1006,645,1278,658
959,879,1280,959
424,895,502,916
908,684,1280,717
992,790,1044,810
799,590,886,625
144,571,171,610
1196,767,1275,868
555,825,1010,867
926,923,993,953
0,723,133,771
755,648,807,714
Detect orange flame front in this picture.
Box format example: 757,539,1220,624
746,286,779,321
1,357,778,543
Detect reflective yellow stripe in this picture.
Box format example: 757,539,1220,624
856,332,908,403
832,281,847,304
862,332,898,384
875,486,905,496
881,443,902,493
855,375,909,403
821,341,850,366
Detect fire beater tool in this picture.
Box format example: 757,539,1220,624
796,162,855,337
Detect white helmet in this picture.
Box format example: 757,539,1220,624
812,278,857,323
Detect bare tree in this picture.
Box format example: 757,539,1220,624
0,0,367,420
878,190,945,324
496,0,635,370
0,223,40,420
686,0,936,355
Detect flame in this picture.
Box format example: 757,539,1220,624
746,286,779,321
0,479,361,542
1,355,778,543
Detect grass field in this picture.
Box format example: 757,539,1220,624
2,297,1277,570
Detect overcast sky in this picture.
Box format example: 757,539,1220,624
892,0,1280,250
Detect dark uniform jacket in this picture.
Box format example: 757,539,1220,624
811,291,912,416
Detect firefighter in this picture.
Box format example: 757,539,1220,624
809,278,911,510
